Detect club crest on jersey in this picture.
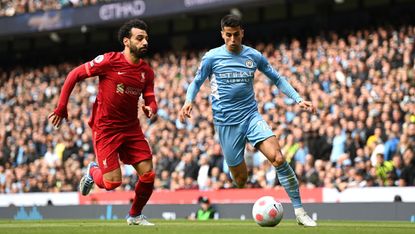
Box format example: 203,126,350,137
245,59,254,68
116,83,125,94
94,55,104,63
140,72,146,82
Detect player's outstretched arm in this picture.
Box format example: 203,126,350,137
179,81,200,123
179,101,193,123
265,68,316,114
297,100,316,114
257,53,304,104
179,52,212,123
50,64,91,129
142,69,158,119
48,112,63,129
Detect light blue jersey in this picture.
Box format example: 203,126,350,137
185,44,307,211
186,44,303,126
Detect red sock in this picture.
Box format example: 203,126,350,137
90,167,105,189
129,180,154,217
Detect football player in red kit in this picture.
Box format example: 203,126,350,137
49,19,157,226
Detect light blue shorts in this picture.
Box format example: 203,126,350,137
215,112,274,167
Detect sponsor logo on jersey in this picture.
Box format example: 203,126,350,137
218,71,254,79
125,86,141,96
116,83,141,96
245,59,254,68
225,78,251,84
116,83,125,94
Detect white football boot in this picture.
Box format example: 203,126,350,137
127,214,155,226
79,162,98,196
295,209,317,227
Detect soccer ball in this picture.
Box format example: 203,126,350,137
252,196,283,227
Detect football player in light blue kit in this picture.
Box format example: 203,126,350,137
179,14,317,227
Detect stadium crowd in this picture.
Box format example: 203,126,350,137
0,24,414,194
0,0,114,17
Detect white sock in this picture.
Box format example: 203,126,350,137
294,207,306,216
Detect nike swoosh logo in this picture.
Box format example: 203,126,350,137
118,72,125,75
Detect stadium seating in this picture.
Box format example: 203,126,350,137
0,23,414,194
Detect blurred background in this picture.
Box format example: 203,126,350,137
0,0,414,221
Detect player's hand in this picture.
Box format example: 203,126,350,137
48,112,64,129
142,105,154,118
298,100,316,114
179,102,193,123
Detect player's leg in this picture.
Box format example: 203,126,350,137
228,161,248,188
80,132,123,195
256,137,302,205
215,124,247,188
120,132,154,226
80,162,122,195
248,113,316,227
256,137,316,226
126,159,155,225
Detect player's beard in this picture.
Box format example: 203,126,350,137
130,44,147,58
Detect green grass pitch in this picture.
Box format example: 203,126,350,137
0,220,413,234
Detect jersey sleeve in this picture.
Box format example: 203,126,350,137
54,53,111,119
84,53,111,77
54,64,90,118
185,53,213,103
257,53,303,103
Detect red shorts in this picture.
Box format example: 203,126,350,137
93,129,152,174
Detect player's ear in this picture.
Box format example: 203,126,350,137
241,29,244,38
123,37,129,47
221,30,225,40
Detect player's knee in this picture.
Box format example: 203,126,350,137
139,171,155,184
270,151,285,167
103,179,122,191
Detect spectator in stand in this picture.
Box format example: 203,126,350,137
375,153,394,185
399,148,415,186
0,0,115,17
208,143,224,173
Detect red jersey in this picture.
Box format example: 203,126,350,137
54,52,157,132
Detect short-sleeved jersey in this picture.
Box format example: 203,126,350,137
85,52,155,132
186,45,302,125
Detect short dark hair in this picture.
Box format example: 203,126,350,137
220,14,242,30
198,196,210,204
118,19,148,45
